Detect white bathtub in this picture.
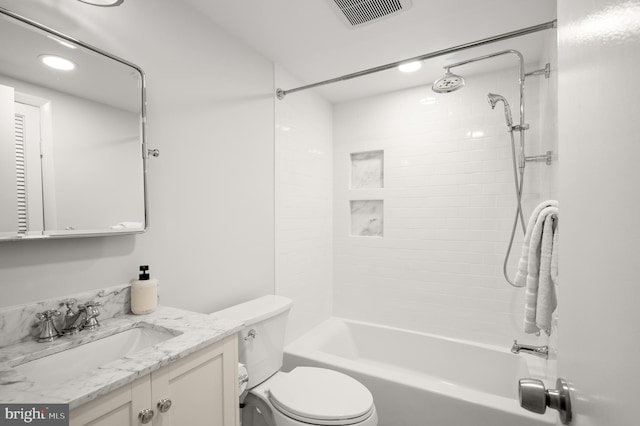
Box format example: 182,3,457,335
283,318,554,426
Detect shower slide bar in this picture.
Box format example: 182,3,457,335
276,20,557,100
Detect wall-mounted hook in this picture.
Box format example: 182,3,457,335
147,148,160,158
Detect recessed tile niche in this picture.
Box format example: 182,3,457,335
349,150,384,237
350,150,383,189
350,200,383,237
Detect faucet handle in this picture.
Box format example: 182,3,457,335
35,310,61,342
79,300,102,316
36,309,61,321
79,301,102,331
79,300,102,309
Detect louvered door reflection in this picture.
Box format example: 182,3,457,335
14,113,27,234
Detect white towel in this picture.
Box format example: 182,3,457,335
536,214,558,331
522,205,559,334
515,200,558,287
550,222,559,286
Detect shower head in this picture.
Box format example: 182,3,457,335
487,93,513,128
432,69,465,93
487,93,506,109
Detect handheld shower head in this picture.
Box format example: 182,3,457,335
487,93,504,109
487,93,513,128
432,70,465,93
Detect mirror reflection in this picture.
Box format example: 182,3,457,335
0,9,147,240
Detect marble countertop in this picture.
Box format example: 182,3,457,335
0,306,243,410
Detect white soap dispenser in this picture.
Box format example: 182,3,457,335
131,265,158,315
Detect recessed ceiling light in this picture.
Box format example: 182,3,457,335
398,61,422,73
77,0,125,6
39,55,76,71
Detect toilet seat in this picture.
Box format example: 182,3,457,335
267,367,375,426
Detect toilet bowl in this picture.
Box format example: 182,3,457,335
211,296,378,426
245,368,377,426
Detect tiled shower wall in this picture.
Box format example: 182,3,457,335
275,66,333,344
333,60,558,347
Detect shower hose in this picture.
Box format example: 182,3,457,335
503,129,526,288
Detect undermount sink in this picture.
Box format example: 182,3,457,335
14,325,179,386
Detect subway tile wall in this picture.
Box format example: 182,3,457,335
333,63,558,347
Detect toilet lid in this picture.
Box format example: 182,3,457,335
268,367,374,425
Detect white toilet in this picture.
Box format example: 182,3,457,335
212,295,378,426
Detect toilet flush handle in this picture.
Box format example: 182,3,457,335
244,329,257,341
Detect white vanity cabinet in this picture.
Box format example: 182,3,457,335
70,334,239,426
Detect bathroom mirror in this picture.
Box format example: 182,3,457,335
0,8,147,241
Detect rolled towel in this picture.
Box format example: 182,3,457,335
515,200,558,287
523,206,558,334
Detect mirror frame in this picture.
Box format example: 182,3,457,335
0,7,148,241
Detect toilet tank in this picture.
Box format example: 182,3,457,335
211,295,293,388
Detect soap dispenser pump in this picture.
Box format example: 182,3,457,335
131,265,158,315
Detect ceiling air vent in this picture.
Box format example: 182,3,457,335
329,0,412,28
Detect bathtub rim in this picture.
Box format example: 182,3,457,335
286,316,551,379
284,316,555,425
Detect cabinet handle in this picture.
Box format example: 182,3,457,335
157,398,173,413
139,408,154,424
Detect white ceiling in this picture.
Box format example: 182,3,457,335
182,0,557,103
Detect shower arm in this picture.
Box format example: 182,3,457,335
446,50,530,173
445,50,526,134
445,51,555,167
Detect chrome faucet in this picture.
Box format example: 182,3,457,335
511,340,549,359
61,299,102,335
35,310,61,342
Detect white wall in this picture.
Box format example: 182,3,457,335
48,92,142,230
538,32,559,201
275,67,334,344
0,84,16,235
0,0,274,312
332,63,558,347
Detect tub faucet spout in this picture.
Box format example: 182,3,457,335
511,340,549,359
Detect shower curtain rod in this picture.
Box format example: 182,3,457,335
276,20,557,100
